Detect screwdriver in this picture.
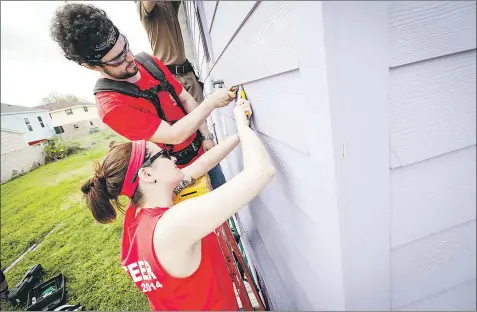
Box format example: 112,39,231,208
229,85,251,119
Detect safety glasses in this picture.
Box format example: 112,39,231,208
130,148,171,183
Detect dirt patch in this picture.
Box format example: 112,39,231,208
46,166,92,187
60,192,84,211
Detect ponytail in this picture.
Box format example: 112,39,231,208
81,174,118,224
80,142,143,224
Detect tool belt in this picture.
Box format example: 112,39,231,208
169,130,202,166
167,59,194,75
167,59,204,90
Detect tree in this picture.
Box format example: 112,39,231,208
40,92,90,105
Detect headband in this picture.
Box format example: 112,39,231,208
84,25,121,61
120,140,146,198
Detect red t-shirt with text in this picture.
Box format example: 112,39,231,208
120,205,239,311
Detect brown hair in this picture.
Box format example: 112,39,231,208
81,142,144,224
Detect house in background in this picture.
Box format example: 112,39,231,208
1,128,28,154
1,103,55,145
0,103,53,183
183,1,476,311
35,102,106,139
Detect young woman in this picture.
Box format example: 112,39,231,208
81,99,275,311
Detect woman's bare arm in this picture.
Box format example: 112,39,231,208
176,134,239,191
154,100,275,252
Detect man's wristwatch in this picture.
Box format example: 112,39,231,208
203,133,215,141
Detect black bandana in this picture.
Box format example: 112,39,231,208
84,25,120,61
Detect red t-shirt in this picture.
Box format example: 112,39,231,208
95,55,204,167
120,205,239,311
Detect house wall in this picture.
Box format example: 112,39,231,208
0,130,27,154
1,110,55,144
185,1,351,310
1,144,45,184
50,105,99,127
185,1,476,310
58,118,106,141
388,1,476,310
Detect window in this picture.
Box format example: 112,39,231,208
24,118,33,131
54,126,64,134
83,106,89,112
74,124,79,129
65,109,73,115
90,121,94,126
37,116,45,128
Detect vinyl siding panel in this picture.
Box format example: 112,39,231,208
209,1,256,60
389,1,476,67
391,145,476,248
389,2,476,310
389,50,476,168
391,221,476,309
397,279,476,311
218,70,309,154
208,1,299,86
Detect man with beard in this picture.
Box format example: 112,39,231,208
50,3,234,187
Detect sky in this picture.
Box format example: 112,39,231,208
1,1,153,107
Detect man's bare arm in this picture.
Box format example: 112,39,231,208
179,90,210,138
148,89,216,145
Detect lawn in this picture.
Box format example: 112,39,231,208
0,130,150,311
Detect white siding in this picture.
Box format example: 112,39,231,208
1,144,45,184
0,130,27,154
1,111,54,144
389,1,476,310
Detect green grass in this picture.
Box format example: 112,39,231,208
0,130,150,311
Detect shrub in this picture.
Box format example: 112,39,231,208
42,137,83,163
